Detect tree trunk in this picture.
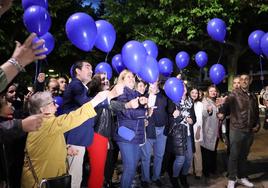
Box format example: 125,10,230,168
227,49,240,91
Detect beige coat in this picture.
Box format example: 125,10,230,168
21,102,96,188
201,97,219,151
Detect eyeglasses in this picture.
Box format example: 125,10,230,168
41,100,56,107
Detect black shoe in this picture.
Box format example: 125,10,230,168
170,177,180,188
111,182,120,188
179,175,189,188
103,180,112,188
141,181,150,188
153,179,163,187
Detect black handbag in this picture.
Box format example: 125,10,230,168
25,149,71,188
39,174,71,188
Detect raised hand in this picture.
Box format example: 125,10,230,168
173,109,181,118
125,97,139,109
11,33,47,67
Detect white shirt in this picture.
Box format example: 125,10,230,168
193,101,203,142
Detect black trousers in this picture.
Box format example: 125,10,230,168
201,145,217,177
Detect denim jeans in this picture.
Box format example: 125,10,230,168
117,142,141,188
141,126,167,182
173,136,193,177
228,129,254,180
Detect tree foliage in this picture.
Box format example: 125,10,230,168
102,0,268,48
101,0,268,90
1,0,268,90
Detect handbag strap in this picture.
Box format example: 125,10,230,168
25,149,40,187
25,149,71,188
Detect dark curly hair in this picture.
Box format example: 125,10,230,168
87,73,105,97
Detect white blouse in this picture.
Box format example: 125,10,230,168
193,101,203,142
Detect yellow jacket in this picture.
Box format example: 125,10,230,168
21,102,96,188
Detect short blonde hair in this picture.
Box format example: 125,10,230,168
117,69,132,85
28,91,53,114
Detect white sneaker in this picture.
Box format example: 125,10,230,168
238,178,254,187
227,180,236,188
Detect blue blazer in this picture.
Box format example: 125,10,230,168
62,78,94,146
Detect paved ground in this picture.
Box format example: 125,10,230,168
112,128,268,188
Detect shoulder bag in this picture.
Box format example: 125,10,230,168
25,149,71,188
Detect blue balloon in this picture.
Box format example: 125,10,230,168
164,77,184,103
138,56,159,83
40,32,55,55
209,64,226,85
66,12,97,52
195,51,208,68
33,32,55,55
70,64,75,78
112,54,125,74
54,96,63,106
175,51,190,70
158,58,173,77
260,33,268,58
54,96,63,115
22,0,48,10
95,20,116,53
207,18,226,43
248,30,265,55
121,40,147,73
23,5,51,36
142,40,158,58
95,62,113,80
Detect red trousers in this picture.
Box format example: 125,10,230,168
87,133,108,188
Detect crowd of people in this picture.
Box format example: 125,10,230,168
1,61,267,188
1,1,268,188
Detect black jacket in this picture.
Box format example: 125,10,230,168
165,98,196,155
146,90,168,139
94,100,126,138
0,119,25,143
0,117,26,188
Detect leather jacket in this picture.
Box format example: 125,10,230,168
94,100,126,138
165,98,196,155
223,88,259,132
94,107,113,137
0,119,25,143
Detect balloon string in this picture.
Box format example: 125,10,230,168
199,68,202,82
259,55,264,87
105,52,109,62
34,60,39,84
217,44,224,64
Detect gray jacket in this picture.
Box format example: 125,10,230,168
201,97,219,151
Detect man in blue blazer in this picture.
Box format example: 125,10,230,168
62,60,95,188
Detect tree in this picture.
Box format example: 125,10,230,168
101,0,268,90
